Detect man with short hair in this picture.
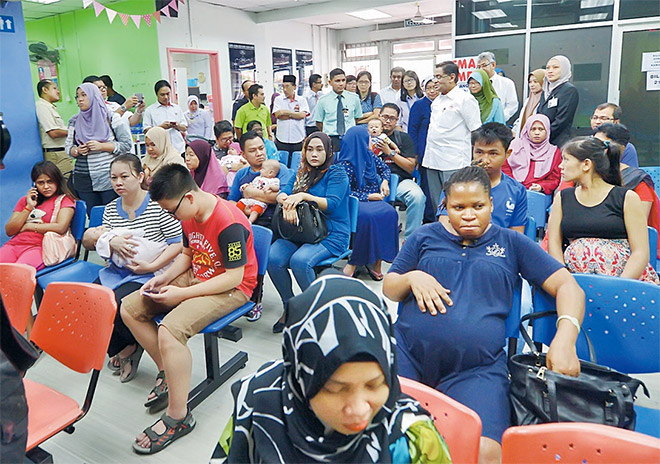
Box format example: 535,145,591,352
212,120,236,160
379,67,406,105
377,103,426,239
143,80,187,153
99,74,125,105
314,68,362,152
234,84,272,140
232,79,253,123
92,77,143,127
304,73,323,137
35,79,74,177
272,75,310,161
590,102,639,167
423,61,482,212
477,51,519,121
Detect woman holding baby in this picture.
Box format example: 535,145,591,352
82,154,182,382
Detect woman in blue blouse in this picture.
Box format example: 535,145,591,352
268,132,350,333
337,125,399,280
356,71,383,125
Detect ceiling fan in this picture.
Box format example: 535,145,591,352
410,2,435,24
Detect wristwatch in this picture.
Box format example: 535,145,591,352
120,105,127,112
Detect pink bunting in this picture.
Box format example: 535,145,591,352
106,8,117,23
82,0,93,8
153,11,161,23
169,0,178,12
131,14,141,28
160,6,170,17
142,14,152,26
119,13,129,26
93,1,105,17
179,0,185,4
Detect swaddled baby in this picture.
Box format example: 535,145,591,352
86,226,167,269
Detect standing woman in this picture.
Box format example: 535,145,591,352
185,140,229,198
66,82,132,213
184,95,214,141
142,126,186,187
397,71,424,132
537,55,579,147
467,69,506,124
336,125,398,280
512,69,545,136
355,71,383,125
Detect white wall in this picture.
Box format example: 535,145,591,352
156,1,336,120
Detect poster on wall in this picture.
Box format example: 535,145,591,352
295,50,313,96
272,47,293,94
452,55,479,91
229,42,256,100
37,60,58,89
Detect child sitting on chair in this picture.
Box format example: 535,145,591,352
368,118,399,157
236,159,281,223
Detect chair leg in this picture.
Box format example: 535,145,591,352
26,447,54,464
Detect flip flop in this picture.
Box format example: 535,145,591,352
107,355,120,373
365,265,384,281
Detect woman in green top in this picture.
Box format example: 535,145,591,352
211,273,451,464
468,69,506,124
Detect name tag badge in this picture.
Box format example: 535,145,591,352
548,97,558,108
342,107,350,116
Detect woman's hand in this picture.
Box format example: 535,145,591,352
109,234,139,259
126,259,155,274
546,337,580,377
283,192,307,210
26,187,38,210
529,183,543,192
76,144,90,156
408,270,453,316
380,180,390,198
368,192,384,201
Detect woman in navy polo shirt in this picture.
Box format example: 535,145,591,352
383,166,584,463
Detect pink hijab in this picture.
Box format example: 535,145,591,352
188,140,229,196
508,114,557,183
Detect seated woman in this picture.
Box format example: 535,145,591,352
0,161,75,270
143,126,186,187
336,125,398,281
246,120,278,160
185,140,229,198
503,114,561,195
184,95,213,141
468,70,506,125
547,137,659,284
268,132,350,333
383,166,584,463
82,154,182,382
212,272,452,464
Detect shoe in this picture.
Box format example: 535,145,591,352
365,265,384,281
272,321,285,334
119,345,144,383
245,304,262,322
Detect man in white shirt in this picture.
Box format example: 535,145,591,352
422,61,482,212
476,52,519,121
143,80,187,154
304,73,323,137
273,74,310,162
378,67,405,105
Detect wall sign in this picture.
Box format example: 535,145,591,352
0,15,15,33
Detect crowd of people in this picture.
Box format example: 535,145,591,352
1,49,658,462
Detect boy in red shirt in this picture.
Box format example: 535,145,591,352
122,164,257,454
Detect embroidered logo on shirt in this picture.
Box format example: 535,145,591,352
227,241,242,262
486,243,506,258
506,199,515,213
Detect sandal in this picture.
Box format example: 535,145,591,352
132,409,196,454
119,345,144,383
107,355,120,374
144,370,168,408
365,265,384,281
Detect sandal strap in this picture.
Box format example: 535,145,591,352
156,370,166,381
160,410,191,429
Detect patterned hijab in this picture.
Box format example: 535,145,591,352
543,55,572,99
468,69,499,123
223,274,428,463
74,82,113,144
293,131,334,194
508,114,557,183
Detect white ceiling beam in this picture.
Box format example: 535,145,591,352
250,0,413,23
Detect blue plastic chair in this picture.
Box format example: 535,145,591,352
276,150,289,167
290,151,302,174
504,276,524,356
648,226,658,269
531,273,660,437
524,217,537,241
154,224,272,410
388,173,399,203
641,166,660,198
526,190,549,233
316,196,359,268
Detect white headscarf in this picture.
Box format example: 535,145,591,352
187,95,199,114
543,55,572,99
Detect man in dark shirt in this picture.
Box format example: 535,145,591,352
100,75,126,105
376,103,426,240
231,79,254,123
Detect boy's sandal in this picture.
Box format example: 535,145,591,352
144,370,168,407
132,410,196,455
107,355,120,373
119,345,144,383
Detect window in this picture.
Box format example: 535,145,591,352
392,40,435,54
619,0,660,20
455,0,527,36
531,0,614,28
344,44,378,60
341,60,381,90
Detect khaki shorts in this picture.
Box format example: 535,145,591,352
43,149,74,179
121,270,249,345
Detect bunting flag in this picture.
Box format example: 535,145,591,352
119,12,129,26
81,0,178,28
93,1,105,17
143,14,152,26
131,14,141,28
153,11,161,23
169,0,178,12
82,0,93,7
161,6,170,17
106,8,117,23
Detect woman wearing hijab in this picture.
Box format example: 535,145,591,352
467,69,506,124
336,125,398,281
142,126,186,187
268,132,350,333
65,82,132,213
503,114,561,195
184,95,214,141
185,140,229,197
537,55,579,147
512,69,546,137
212,273,452,464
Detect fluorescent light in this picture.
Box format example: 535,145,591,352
491,22,519,28
579,13,608,21
24,0,61,3
495,0,515,2
472,9,507,19
347,9,392,20
471,0,490,2
580,0,614,9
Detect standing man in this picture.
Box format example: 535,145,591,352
314,68,362,152
477,52,519,121
100,75,126,105
234,84,272,141
35,79,74,178
422,61,481,212
272,75,309,162
304,74,323,137
379,67,405,105
231,80,254,124
590,102,639,167
143,80,187,154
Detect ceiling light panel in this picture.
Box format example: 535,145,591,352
347,9,392,20
580,0,614,9
472,9,507,19
579,12,608,20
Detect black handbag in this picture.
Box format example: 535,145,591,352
509,310,649,430
272,201,328,245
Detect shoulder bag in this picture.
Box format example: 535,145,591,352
272,201,328,245
42,195,76,266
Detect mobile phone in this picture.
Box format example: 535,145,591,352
170,121,177,126
141,289,159,296
136,92,144,103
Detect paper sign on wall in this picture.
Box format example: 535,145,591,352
453,56,479,91
647,72,660,91
641,52,660,72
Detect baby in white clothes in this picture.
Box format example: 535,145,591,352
86,226,167,269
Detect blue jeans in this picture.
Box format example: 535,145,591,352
396,179,426,240
268,239,334,304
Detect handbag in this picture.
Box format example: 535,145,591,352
41,195,76,266
509,310,649,430
272,201,328,245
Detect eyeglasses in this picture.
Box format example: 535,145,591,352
381,115,398,122
166,191,190,217
476,62,493,69
434,74,450,80
218,135,234,143
590,116,615,122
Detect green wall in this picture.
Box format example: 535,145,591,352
25,0,162,122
